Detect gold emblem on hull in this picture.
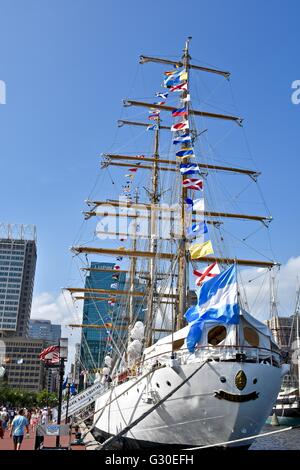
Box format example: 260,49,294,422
235,370,247,390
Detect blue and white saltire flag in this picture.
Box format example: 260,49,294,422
147,124,158,131
173,133,191,145
187,221,208,238
185,265,240,352
180,163,200,175
185,197,204,212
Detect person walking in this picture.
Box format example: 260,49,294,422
0,407,9,433
10,409,29,450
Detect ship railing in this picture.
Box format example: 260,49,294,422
142,344,281,368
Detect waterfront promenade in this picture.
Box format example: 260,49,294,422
0,427,86,450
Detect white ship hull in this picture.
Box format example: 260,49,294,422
93,359,282,449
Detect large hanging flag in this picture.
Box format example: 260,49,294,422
171,121,189,132
193,262,220,286
172,107,188,117
182,178,203,190
170,82,188,93
179,163,200,175
187,221,208,238
176,148,194,158
189,240,213,259
185,197,204,212
39,345,60,364
173,133,191,145
155,92,168,100
185,265,240,352
147,124,158,131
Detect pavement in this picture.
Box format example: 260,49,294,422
0,426,86,451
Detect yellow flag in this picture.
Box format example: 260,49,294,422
179,71,188,81
189,240,214,260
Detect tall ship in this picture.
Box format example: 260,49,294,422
65,39,287,449
269,286,300,424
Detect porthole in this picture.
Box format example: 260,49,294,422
220,376,226,383
253,378,257,384
243,327,259,347
208,325,227,346
166,381,171,386
156,383,160,388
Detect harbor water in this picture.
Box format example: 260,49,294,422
250,425,300,450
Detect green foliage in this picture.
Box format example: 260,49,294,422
0,385,58,408
36,390,58,407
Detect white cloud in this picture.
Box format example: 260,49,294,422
31,291,82,372
240,256,300,321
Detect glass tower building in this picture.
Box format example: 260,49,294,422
80,261,126,373
0,225,37,337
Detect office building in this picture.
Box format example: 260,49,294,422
0,224,37,337
29,319,61,344
80,261,127,373
1,336,45,391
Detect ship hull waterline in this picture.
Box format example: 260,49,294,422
92,360,282,449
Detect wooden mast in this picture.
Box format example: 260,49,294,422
145,115,160,347
176,37,192,330
128,189,139,328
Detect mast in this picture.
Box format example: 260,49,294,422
128,189,139,327
176,37,192,330
145,116,160,347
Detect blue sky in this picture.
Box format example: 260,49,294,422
0,0,299,301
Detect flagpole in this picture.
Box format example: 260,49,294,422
56,356,65,448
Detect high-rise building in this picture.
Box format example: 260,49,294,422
80,262,126,373
29,319,61,344
0,224,37,337
267,315,300,351
1,337,45,391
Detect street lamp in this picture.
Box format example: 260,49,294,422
56,338,68,448
65,373,73,424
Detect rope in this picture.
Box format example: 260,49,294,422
78,365,166,434
185,424,300,450
97,359,208,450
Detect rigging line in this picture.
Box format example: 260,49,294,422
233,180,255,200
220,226,275,262
97,360,209,450
242,224,265,242
185,425,299,451
193,73,236,114
249,270,269,311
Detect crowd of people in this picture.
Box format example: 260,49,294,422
0,405,52,450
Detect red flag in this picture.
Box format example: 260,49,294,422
193,262,220,286
171,121,189,132
129,168,138,172
39,345,60,364
169,82,188,92
114,265,120,270
182,179,203,190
